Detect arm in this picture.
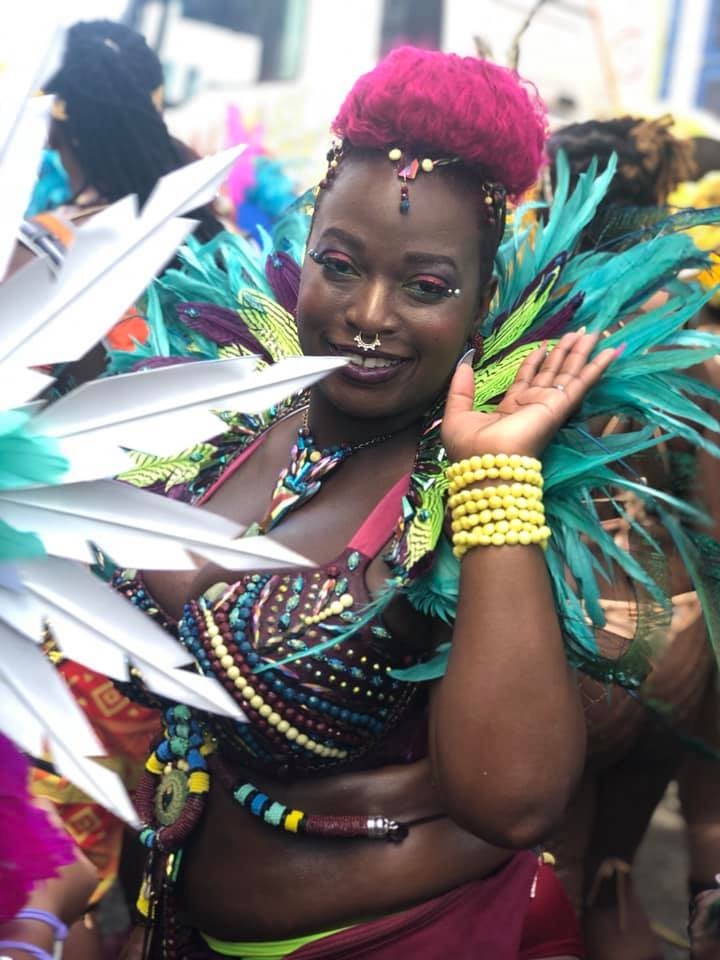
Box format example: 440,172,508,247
0,804,98,960
429,331,618,847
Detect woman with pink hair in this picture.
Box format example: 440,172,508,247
107,45,716,959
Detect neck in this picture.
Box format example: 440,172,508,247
304,391,425,451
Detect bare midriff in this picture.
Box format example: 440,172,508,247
175,758,513,940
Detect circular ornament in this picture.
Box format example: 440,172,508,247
154,767,190,826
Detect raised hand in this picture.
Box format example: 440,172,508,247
442,331,620,461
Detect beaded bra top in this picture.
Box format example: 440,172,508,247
112,431,434,780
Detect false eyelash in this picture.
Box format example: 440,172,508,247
308,248,461,297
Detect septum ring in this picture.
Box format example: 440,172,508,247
354,332,382,352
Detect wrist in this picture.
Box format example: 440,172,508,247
0,919,55,954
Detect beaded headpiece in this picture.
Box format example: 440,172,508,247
319,139,506,225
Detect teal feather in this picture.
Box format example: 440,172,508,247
0,412,68,562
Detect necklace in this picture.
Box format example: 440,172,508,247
257,406,399,533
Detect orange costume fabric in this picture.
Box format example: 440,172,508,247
30,660,160,901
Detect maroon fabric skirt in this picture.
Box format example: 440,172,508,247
157,852,583,959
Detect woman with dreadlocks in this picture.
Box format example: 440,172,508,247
8,19,225,393
543,114,720,959
91,47,720,960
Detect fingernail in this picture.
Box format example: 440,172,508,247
715,872,720,886
614,342,628,358
577,325,587,335
457,348,475,368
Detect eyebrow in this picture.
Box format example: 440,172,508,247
319,227,459,272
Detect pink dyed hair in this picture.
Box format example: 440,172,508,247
333,46,547,200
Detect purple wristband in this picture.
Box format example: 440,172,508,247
14,912,67,942
0,941,54,960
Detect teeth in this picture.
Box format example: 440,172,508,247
338,353,397,369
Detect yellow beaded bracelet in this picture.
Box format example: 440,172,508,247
446,455,551,557
448,484,543,510
452,522,552,557
446,454,543,495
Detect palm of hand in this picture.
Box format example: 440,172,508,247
442,332,619,461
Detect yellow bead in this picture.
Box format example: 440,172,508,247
388,147,402,161
268,712,281,726
309,450,321,463
329,600,344,615
421,157,434,172
340,593,354,607
513,467,527,481
210,635,223,649
518,530,532,545
491,508,505,521
487,467,500,479
227,665,240,680
510,483,525,497
277,720,290,733
478,533,492,546
259,704,272,718
250,695,264,709
207,624,220,638
455,531,469,545
508,454,522,467
509,517,523,531
505,530,519,544
220,654,234,669
505,505,519,519
491,532,506,546
482,523,495,536
481,453,495,469
469,455,483,470
285,726,299,741
495,520,510,534
234,676,247,690
451,520,461,534
488,495,503,509
296,733,309,747
494,453,509,466
496,485,510,497
241,686,255,700
499,465,514,480
455,503,466,517
284,809,304,832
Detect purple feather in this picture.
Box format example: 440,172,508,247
177,302,272,361
265,251,300,316
489,252,568,333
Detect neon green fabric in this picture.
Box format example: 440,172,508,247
200,925,350,958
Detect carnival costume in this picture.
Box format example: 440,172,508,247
0,44,347,949
91,97,720,953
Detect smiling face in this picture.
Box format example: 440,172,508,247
297,151,497,435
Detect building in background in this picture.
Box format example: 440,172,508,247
4,1,716,190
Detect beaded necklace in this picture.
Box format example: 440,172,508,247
257,407,399,533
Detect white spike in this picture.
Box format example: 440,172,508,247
9,558,247,719
0,481,309,570
28,355,346,462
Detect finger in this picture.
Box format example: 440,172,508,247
504,343,548,396
535,331,599,381
444,361,475,419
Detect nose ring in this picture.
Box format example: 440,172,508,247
354,332,382,352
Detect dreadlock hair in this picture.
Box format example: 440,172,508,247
45,19,222,242
546,115,697,250
548,114,697,207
